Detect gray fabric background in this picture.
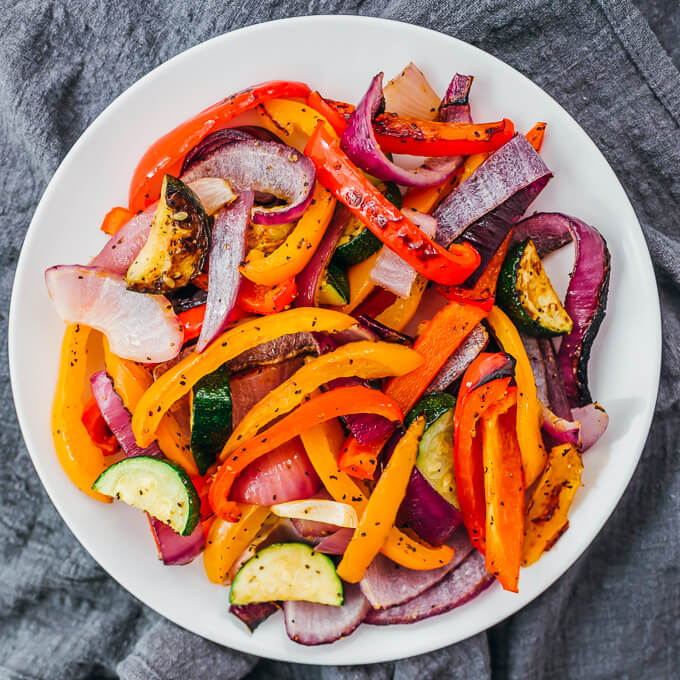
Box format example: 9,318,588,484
1,1,678,678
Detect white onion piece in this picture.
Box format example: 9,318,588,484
188,177,238,215
45,265,182,362
383,62,441,120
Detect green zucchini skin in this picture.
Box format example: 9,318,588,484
405,392,456,430
190,364,233,475
317,262,350,306
497,238,573,337
93,456,200,535
126,174,211,294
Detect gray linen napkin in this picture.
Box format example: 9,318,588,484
1,1,679,678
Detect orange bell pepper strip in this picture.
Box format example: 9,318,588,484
337,436,382,480
223,340,423,460
525,122,547,152
81,396,119,456
102,338,198,475
486,306,547,487
202,506,271,584
440,231,513,311
239,183,336,287
338,300,489,478
522,443,583,566
209,386,403,521
52,325,110,502
237,277,297,315
131,308,355,447
306,90,348,136
128,80,311,213
372,116,515,157
300,419,454,571
305,124,480,287
481,394,524,592
337,417,429,583
100,206,133,236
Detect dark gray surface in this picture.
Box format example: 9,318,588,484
1,1,679,679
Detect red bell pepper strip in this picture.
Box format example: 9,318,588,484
100,206,133,236
526,122,547,152
481,394,524,592
337,300,489,479
128,80,311,213
306,91,348,136
372,116,515,157
439,231,513,311
209,385,403,520
81,396,119,456
304,124,480,286
178,305,206,344
237,277,298,315
352,287,397,319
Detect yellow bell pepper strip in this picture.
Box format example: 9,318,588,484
131,308,355,447
255,98,338,148
486,306,548,487
209,385,404,521
102,338,198,475
128,81,311,213
222,340,424,458
239,182,336,287
375,275,427,332
305,124,481,287
300,419,454,570
52,325,110,502
341,252,380,314
481,392,524,593
522,443,583,566
202,506,271,584
337,417,428,583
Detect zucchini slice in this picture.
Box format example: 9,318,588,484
406,392,459,508
317,262,350,306
93,456,200,535
126,174,210,294
332,181,402,267
497,239,573,337
190,364,232,475
230,543,343,606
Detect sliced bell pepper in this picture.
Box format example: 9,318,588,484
202,506,270,584
131,308,355,448
178,305,206,345
486,306,548,487
341,252,380,314
52,325,110,502
81,396,119,456
337,436,382,480
209,385,403,521
526,122,547,152
304,124,481,287
102,337,198,475
522,443,583,566
300,419,454,571
128,80,311,213
237,277,297,315
100,206,133,236
374,275,426,332
353,287,396,319
372,116,515,157
440,231,513,311
481,393,524,592
256,97,339,147
223,340,423,458
239,182,336,287
337,417,428,583
306,90,348,136
453,368,514,553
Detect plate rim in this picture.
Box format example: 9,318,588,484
8,14,662,665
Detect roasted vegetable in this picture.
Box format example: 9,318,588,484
126,174,210,294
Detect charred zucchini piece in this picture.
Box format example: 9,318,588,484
317,262,350,306
497,239,573,337
126,175,210,294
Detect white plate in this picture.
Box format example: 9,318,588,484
9,15,661,665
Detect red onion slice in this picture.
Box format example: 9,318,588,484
341,73,460,188
230,602,279,632
519,331,549,405
370,208,437,298
572,403,609,451
149,518,205,566
181,128,316,226
283,581,370,646
440,74,474,122
315,527,355,555
45,265,182,362
295,205,350,307
354,314,414,346
540,401,582,449
360,528,473,609
365,550,494,625
538,337,573,421
196,191,253,351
